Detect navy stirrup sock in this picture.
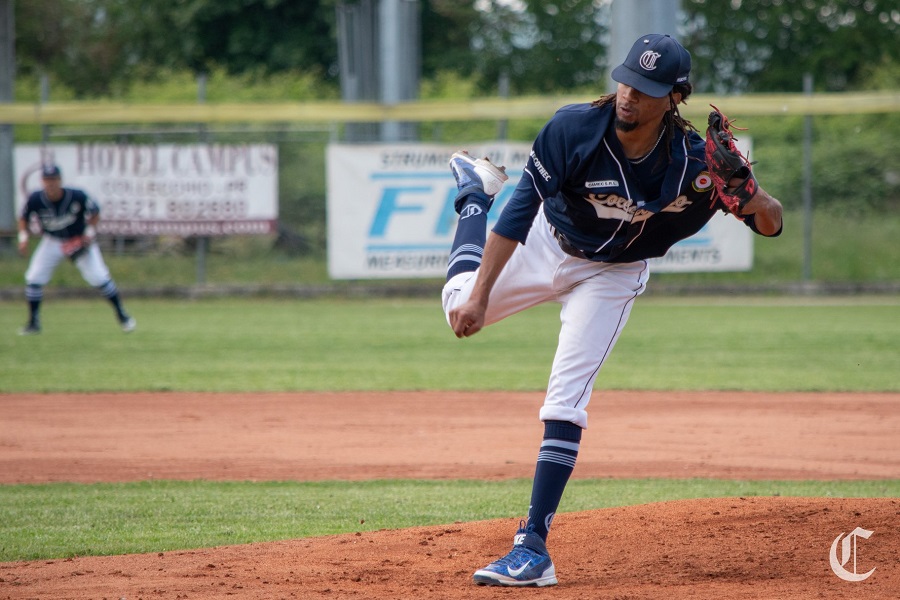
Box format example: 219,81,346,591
98,280,128,320
526,420,582,541
25,284,43,323
446,192,491,281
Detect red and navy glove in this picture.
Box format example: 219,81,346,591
705,104,758,217
61,236,89,260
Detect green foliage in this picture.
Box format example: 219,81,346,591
420,70,482,100
14,0,900,99
14,72,77,103
421,1,482,84
417,69,549,142
1,478,897,561
728,113,900,214
277,139,330,254
467,0,608,94
811,118,900,214
683,0,900,93
16,0,135,96
14,0,339,98
169,0,339,77
517,0,607,91
860,54,900,90
651,210,900,284
16,65,339,105
1,297,897,394
116,66,339,103
422,0,608,94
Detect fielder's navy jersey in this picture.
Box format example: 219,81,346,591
21,188,98,239
493,102,776,262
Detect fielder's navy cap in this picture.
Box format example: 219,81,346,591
41,164,61,178
611,34,691,98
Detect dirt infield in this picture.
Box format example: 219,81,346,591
1,390,898,599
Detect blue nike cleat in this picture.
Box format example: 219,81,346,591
449,150,509,205
473,524,558,587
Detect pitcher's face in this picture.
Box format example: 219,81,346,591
614,83,678,131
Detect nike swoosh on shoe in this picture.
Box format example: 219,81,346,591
507,561,531,577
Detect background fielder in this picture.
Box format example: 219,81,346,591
17,164,136,335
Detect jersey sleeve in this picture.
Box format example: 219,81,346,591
492,111,571,243
83,191,100,217
20,193,38,221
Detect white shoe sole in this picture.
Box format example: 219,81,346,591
473,571,558,587
472,563,558,587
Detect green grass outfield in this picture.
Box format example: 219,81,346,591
2,296,898,393
1,296,898,561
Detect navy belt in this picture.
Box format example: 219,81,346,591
546,215,591,260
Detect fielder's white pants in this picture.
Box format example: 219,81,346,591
442,207,649,429
25,236,112,288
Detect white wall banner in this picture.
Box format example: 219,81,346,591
327,143,531,279
647,211,752,272
326,142,753,279
15,143,278,236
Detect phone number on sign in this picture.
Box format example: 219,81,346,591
102,198,249,220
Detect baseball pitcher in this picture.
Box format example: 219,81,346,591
442,34,783,587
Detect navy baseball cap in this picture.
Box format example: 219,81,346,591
611,34,691,98
41,164,61,178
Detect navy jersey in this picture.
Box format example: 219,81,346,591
21,188,98,239
493,102,778,262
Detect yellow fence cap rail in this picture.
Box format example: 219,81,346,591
0,91,897,125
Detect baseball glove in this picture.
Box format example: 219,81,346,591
705,104,758,217
61,236,89,260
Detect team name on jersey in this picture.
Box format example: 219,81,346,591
39,212,78,232
631,195,694,224
584,193,636,220
585,193,693,223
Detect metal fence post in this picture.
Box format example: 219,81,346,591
196,72,209,285
0,0,16,244
802,74,814,282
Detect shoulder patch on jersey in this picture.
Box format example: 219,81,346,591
693,172,713,192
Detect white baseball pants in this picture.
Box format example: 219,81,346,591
442,207,649,429
25,236,112,288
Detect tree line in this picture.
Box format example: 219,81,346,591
15,0,900,100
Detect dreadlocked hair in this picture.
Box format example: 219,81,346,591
591,82,697,165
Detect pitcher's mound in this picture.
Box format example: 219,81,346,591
4,496,897,599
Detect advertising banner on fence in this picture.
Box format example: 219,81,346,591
327,143,752,279
15,143,278,236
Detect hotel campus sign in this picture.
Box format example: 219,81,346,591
15,143,279,236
